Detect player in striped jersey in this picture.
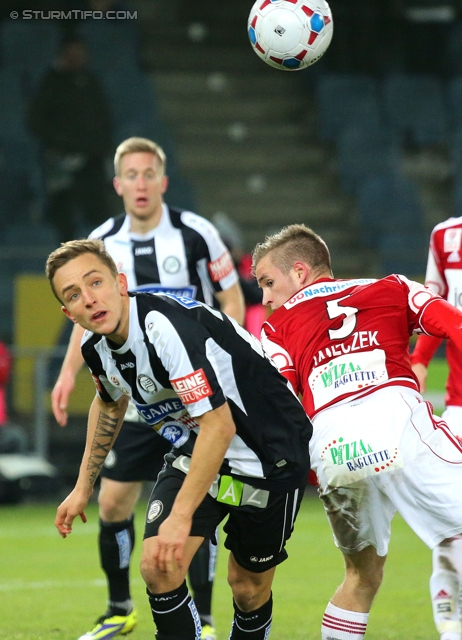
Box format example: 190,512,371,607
411,216,462,640
253,223,462,640
50,138,245,640
46,238,312,640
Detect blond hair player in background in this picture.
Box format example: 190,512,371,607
51,137,245,640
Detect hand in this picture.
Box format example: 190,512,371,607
51,371,76,427
411,362,428,394
153,512,192,573
55,487,91,538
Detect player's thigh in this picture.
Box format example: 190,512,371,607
98,477,144,521
382,398,462,548
144,465,226,542
101,419,172,483
223,484,304,574
317,479,395,557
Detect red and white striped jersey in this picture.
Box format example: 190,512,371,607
411,216,462,407
261,274,462,419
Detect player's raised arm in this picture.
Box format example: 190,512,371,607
55,393,129,538
215,281,245,325
51,322,86,427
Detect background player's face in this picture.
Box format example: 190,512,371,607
54,253,129,343
255,254,303,310
113,152,168,222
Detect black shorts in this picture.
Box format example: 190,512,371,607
100,420,172,483
143,461,305,573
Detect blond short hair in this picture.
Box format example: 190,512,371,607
252,224,332,276
113,137,166,176
46,239,119,302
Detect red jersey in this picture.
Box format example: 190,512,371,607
261,275,462,419
411,217,462,407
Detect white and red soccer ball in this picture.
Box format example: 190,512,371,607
248,0,333,71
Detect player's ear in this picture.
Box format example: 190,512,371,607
61,306,76,323
293,261,310,284
118,272,129,295
161,174,168,195
113,176,122,196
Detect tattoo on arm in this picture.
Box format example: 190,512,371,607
87,412,119,485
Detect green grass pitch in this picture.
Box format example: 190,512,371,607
0,495,434,640
1,358,448,639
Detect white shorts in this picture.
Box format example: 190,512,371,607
311,386,462,556
442,405,462,435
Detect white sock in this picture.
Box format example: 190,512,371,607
321,602,369,639
431,537,462,638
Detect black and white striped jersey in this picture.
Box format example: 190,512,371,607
88,203,238,305
82,293,312,492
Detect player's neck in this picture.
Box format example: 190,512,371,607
128,205,163,235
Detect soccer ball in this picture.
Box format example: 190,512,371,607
247,0,333,71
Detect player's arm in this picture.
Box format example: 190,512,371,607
153,402,236,572
410,334,443,393
215,281,245,325
419,297,462,348
260,325,300,395
51,323,86,427
55,393,129,538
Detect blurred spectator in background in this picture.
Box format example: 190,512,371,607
212,212,267,337
27,35,113,242
0,341,27,454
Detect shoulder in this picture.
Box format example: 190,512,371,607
169,207,222,241
431,216,462,234
88,214,126,240
81,330,104,362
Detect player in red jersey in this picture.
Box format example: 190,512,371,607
411,216,462,640
252,223,462,640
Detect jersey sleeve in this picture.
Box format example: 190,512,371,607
81,333,123,404
410,334,443,367
418,297,462,351
143,308,227,418
182,212,239,292
425,228,447,298
260,323,300,396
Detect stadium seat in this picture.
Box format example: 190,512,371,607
453,174,462,217
77,21,141,74
0,21,60,88
446,76,462,133
98,69,161,137
0,277,14,342
378,231,428,277
381,73,448,146
315,73,382,142
0,69,29,141
356,173,425,250
3,222,59,248
0,136,46,226
444,19,462,76
336,126,402,194
1,222,60,276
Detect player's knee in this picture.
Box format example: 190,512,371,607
140,550,161,592
98,494,122,520
227,570,270,612
98,489,133,521
346,562,383,595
